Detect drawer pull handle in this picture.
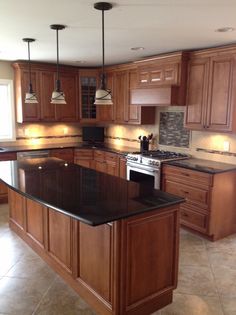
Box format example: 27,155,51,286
180,172,190,176
180,190,189,194
182,213,189,217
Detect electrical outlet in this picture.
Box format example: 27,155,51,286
223,141,230,152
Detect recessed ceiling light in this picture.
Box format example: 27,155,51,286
215,27,235,32
75,60,86,64
131,47,145,51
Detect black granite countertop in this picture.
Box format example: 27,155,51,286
0,158,184,226
0,142,136,156
165,158,236,174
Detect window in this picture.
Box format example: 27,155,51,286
0,79,15,141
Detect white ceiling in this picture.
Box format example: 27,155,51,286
1,0,236,66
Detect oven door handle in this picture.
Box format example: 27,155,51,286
126,163,159,173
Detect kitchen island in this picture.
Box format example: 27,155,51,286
0,158,184,315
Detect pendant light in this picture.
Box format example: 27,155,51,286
50,24,66,104
94,2,113,105
22,38,38,104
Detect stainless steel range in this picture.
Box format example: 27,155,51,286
126,150,189,189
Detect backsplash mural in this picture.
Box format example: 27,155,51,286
159,112,190,147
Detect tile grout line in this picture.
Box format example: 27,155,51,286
31,276,58,315
203,239,227,315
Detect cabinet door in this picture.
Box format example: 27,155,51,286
8,188,25,230
79,70,98,122
48,208,73,273
95,161,106,173
20,70,41,122
78,222,113,302
119,157,127,179
40,71,56,121
206,56,235,131
0,182,8,203
56,72,78,121
97,72,114,122
185,58,209,130
50,148,74,163
114,70,128,123
128,70,141,124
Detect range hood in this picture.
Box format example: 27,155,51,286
130,86,180,106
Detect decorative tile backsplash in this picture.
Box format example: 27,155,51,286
159,112,190,147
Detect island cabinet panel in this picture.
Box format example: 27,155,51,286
25,199,46,248
78,223,112,302
8,188,25,230
47,208,73,273
120,206,179,315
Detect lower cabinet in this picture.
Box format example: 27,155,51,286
9,188,180,315
162,164,236,240
74,149,95,169
49,148,74,163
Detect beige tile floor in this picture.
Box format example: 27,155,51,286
0,203,236,315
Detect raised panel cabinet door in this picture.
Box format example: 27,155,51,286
21,70,41,121
74,159,91,169
8,188,25,230
25,198,45,247
119,157,127,179
185,58,209,130
128,70,141,124
163,63,179,84
40,71,56,121
48,208,72,273
78,222,113,302
114,70,129,123
56,72,78,121
95,161,106,173
206,56,235,131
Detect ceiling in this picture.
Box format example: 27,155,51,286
1,0,236,66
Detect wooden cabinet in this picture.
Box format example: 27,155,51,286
119,156,127,179
13,62,79,123
49,148,74,163
9,187,180,315
79,69,98,122
74,149,94,169
0,152,17,203
162,164,236,240
114,70,129,123
185,47,236,132
94,150,119,176
128,69,156,124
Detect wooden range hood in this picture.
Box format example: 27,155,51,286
130,51,189,106
130,86,180,106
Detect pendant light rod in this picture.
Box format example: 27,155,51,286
23,38,35,93
50,24,66,92
94,2,112,88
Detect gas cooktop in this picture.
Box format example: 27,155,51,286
130,150,189,160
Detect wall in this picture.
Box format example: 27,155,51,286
106,107,236,165
0,60,82,146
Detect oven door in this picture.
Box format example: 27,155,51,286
126,162,160,189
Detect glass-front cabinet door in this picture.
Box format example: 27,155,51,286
79,70,98,122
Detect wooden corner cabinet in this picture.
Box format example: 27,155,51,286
12,62,79,123
162,164,236,241
185,46,236,132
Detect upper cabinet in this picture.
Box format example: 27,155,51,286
185,47,236,132
130,52,189,106
13,62,79,123
79,69,98,123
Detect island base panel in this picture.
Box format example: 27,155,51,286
8,188,180,315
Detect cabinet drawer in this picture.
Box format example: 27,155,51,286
165,179,209,209
74,149,93,159
105,152,118,163
0,152,17,161
94,150,105,162
181,206,208,233
162,165,212,187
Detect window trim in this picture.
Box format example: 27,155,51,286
0,79,16,142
